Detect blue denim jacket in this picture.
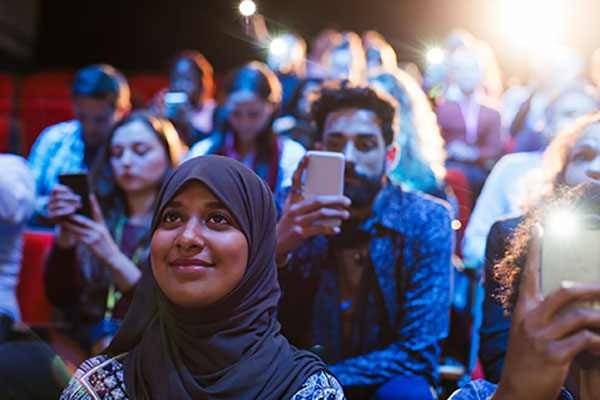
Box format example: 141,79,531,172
277,183,452,388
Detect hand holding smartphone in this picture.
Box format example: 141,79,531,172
58,173,92,218
541,214,600,311
303,151,345,227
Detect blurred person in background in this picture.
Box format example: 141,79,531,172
463,86,599,268
28,64,131,225
361,30,397,78
322,31,366,83
503,45,587,153
307,28,343,79
0,155,35,328
186,61,305,192
153,50,216,147
44,111,183,358
267,32,307,108
436,47,505,197
370,69,449,200
273,77,322,150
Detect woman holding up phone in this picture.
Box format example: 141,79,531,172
44,111,184,358
185,61,306,192
468,113,600,398
451,183,600,400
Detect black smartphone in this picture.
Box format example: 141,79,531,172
58,173,92,218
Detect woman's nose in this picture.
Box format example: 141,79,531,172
586,157,600,181
176,218,206,250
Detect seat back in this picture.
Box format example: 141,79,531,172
16,229,54,324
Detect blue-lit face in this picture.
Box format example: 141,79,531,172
564,123,600,186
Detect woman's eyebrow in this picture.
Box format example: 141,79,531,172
165,200,183,208
206,201,227,210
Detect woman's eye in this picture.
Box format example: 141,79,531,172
207,213,231,225
573,151,592,162
133,144,150,156
161,211,182,224
110,147,123,158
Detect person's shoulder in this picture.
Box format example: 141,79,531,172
378,184,451,235
495,151,541,169
278,136,306,168
290,371,345,400
398,186,452,220
38,120,81,141
186,135,217,160
280,135,306,154
489,214,524,240
60,353,128,400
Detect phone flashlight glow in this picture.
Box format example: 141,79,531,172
546,209,578,237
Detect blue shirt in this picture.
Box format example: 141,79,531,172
277,183,452,388
27,120,86,218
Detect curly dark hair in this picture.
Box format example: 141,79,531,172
495,182,600,313
309,80,397,146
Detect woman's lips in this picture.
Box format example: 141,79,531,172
169,258,214,274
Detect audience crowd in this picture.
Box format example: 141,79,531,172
2,20,600,400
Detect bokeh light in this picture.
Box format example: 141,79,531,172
426,47,445,65
546,209,578,237
269,37,287,56
495,0,567,50
239,0,256,17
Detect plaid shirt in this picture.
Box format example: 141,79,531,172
27,120,86,218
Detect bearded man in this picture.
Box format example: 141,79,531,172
276,81,452,400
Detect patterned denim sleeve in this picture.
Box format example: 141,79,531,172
290,371,346,400
448,380,498,399
329,198,453,387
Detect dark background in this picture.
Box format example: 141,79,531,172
19,0,600,78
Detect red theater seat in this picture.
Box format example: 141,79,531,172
129,73,168,109
445,167,473,257
20,98,74,155
21,71,74,98
16,229,54,325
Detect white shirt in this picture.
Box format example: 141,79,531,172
461,151,543,264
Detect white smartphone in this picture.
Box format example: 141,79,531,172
541,218,600,311
303,151,345,227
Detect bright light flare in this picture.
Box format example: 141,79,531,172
239,0,256,17
269,37,287,56
546,209,578,237
496,0,567,49
426,48,445,65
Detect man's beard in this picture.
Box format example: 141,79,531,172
343,164,385,209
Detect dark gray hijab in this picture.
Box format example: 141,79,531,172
107,155,326,399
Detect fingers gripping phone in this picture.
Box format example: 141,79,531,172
303,151,345,227
541,214,600,310
58,173,92,218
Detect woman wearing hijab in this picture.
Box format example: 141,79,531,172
60,155,344,399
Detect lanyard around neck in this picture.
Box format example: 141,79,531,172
103,215,145,320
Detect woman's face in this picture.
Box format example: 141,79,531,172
296,81,320,119
226,90,274,144
151,181,249,308
564,123,600,186
109,120,170,194
170,59,202,104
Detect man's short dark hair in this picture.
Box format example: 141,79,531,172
72,64,130,110
310,80,397,146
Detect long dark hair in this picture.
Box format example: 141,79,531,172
90,110,183,227
220,61,282,166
